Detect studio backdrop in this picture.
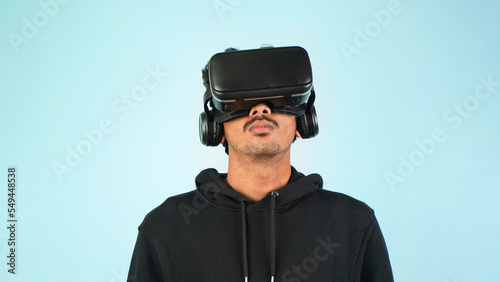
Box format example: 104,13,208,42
1,0,499,281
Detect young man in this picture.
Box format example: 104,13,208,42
128,46,393,281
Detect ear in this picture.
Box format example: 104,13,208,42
295,130,301,138
220,135,226,144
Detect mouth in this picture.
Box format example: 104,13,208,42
248,120,275,134
243,115,279,135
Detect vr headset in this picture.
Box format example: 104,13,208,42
199,46,319,146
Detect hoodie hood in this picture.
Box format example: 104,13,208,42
194,166,323,211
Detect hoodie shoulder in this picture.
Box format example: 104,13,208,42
313,189,375,220
138,190,197,232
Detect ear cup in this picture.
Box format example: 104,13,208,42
199,112,224,146
296,106,319,139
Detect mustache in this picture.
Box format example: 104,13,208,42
243,115,279,132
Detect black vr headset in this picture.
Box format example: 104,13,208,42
199,46,319,146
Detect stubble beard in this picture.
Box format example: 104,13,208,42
230,138,291,162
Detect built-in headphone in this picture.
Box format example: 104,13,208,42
296,89,319,139
199,89,224,146
199,109,224,146
296,105,319,139
199,90,319,146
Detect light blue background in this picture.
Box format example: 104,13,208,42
1,0,499,281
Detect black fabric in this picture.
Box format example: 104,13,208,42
128,167,394,281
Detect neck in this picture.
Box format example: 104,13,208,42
227,150,292,201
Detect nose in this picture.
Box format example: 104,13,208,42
249,102,271,117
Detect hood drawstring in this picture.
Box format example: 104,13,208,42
240,200,249,282
270,191,279,282
240,191,279,282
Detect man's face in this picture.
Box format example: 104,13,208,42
223,102,300,158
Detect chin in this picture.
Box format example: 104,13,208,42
246,143,284,157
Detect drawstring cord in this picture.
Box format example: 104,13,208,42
270,191,279,282
240,201,249,282
241,191,279,282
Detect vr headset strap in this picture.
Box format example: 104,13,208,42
307,88,316,113
203,89,213,115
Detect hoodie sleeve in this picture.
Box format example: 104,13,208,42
355,215,394,282
127,227,164,281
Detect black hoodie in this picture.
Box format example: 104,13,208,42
128,167,393,281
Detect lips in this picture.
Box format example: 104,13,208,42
248,120,275,134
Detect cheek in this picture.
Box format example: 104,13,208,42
277,118,297,141
282,117,297,132
223,121,242,141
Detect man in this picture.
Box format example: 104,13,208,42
128,46,393,281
